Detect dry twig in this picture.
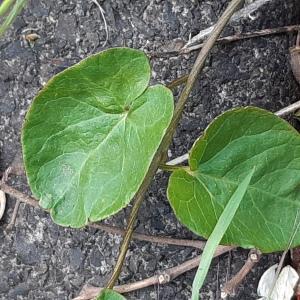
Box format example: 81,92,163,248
221,249,262,297
74,246,235,300
90,223,205,249
91,0,109,47
183,0,272,49
181,25,300,54
1,182,206,249
152,25,300,57
6,199,21,230
0,182,39,208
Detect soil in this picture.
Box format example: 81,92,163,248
0,0,300,299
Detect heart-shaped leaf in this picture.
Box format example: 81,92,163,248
167,107,300,253
97,289,126,300
22,48,173,227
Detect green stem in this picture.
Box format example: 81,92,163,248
104,0,245,293
159,164,185,172
166,74,188,90
0,0,14,17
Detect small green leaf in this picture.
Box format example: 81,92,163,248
22,48,173,227
97,289,126,300
167,107,300,253
192,169,254,300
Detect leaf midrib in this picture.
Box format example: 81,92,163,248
50,114,128,220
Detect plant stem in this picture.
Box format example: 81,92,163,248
152,24,300,57
182,24,300,54
0,181,206,248
162,100,300,168
0,0,14,17
164,0,246,147
74,246,235,300
183,0,271,49
0,181,39,207
89,223,206,249
276,100,300,117
90,0,108,47
6,199,20,230
166,74,189,90
105,0,245,291
158,164,184,172
221,249,261,298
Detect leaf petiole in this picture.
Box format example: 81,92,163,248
159,164,186,172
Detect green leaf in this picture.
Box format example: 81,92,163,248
22,48,173,228
192,169,254,300
97,289,126,300
167,107,300,253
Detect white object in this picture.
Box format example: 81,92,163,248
0,190,6,220
257,264,299,300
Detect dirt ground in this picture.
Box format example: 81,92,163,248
1,0,300,299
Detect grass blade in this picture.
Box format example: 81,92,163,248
0,0,27,37
0,0,15,17
191,168,255,300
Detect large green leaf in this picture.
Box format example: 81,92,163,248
167,107,300,253
96,289,126,300
22,48,173,228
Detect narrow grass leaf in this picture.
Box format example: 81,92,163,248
0,0,27,37
0,0,14,17
191,168,255,300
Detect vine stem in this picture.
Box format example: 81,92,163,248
166,74,189,90
182,25,300,54
152,25,300,58
182,0,270,49
0,181,206,249
74,246,235,300
221,249,261,298
105,0,245,291
0,181,38,207
158,164,184,172
89,223,206,249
